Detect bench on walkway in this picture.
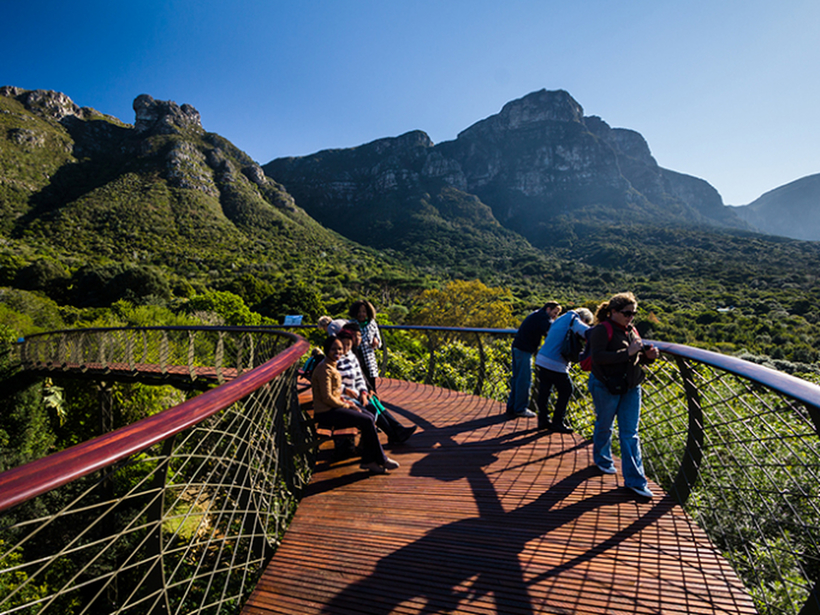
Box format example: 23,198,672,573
297,373,359,457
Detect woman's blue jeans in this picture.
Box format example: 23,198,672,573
589,374,647,490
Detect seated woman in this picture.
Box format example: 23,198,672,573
337,327,417,444
311,336,399,474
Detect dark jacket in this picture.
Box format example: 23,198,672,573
512,308,552,354
589,319,654,390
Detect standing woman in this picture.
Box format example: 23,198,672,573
311,336,399,474
588,292,659,498
534,307,593,432
349,300,382,393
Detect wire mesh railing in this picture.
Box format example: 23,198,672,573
4,323,820,614
372,325,820,615
16,326,295,387
0,327,313,615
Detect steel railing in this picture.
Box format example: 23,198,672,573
0,327,312,615
370,324,820,615
3,323,820,614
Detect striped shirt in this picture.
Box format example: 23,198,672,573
336,351,368,395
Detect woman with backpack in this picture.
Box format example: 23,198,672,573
587,292,659,498
534,307,593,432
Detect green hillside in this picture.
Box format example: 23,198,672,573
1,87,819,370
0,88,426,323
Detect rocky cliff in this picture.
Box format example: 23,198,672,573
0,87,343,265
264,89,748,254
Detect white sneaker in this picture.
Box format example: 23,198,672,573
383,458,400,471
628,485,654,498
360,461,386,474
596,464,617,474
513,409,537,418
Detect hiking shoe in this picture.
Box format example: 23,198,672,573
596,464,617,474
628,485,654,498
383,457,400,471
512,409,537,419
389,425,417,444
360,461,387,474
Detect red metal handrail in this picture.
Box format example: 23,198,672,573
0,337,309,513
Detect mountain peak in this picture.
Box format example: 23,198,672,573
133,94,203,136
458,89,584,140
497,89,585,128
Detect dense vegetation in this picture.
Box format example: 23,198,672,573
2,86,819,615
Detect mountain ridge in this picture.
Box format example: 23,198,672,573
733,173,820,241
264,89,750,258
3,85,820,365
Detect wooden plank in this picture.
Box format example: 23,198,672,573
243,378,757,615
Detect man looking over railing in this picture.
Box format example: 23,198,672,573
506,301,561,419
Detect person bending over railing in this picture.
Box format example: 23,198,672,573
311,335,400,474
337,326,417,444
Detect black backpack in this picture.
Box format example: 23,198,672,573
560,313,585,363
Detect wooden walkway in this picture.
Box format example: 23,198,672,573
243,379,756,615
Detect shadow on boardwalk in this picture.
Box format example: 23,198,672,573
244,380,756,615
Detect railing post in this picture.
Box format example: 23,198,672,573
380,333,389,375
99,381,113,435
187,330,196,382
473,333,486,396
670,356,705,506
98,331,107,370
424,332,436,385
126,331,135,372
146,435,175,615
58,333,67,368
159,331,169,376
216,332,225,383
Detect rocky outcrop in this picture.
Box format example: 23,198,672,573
133,94,203,136
265,89,748,251
1,86,120,124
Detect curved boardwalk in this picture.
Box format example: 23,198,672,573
243,379,756,615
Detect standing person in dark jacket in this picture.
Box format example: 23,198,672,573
588,292,659,498
506,301,561,418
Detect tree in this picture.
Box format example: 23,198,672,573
184,289,261,326
411,280,514,386
412,279,514,329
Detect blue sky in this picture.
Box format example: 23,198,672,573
3,0,819,205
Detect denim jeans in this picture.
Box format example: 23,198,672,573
589,373,647,490
506,348,533,414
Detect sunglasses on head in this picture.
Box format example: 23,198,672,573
619,310,637,317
